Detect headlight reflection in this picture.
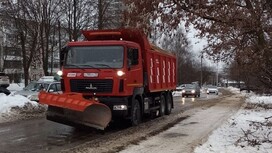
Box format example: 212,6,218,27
191,98,195,102
182,97,185,105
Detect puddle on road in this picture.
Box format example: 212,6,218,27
46,126,97,147
181,121,199,126
188,121,198,124
163,132,188,138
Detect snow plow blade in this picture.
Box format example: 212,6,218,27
39,91,112,130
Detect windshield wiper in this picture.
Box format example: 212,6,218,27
64,64,86,71
65,64,100,71
79,64,101,71
94,63,112,68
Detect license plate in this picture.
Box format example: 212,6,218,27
84,73,98,77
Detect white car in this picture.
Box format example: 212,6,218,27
0,72,10,88
175,84,185,91
206,85,219,95
15,81,62,101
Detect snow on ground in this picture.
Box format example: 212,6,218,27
0,83,46,123
194,87,272,153
1,84,271,152
7,83,25,92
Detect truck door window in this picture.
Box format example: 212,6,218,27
128,48,139,65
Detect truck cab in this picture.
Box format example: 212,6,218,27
60,40,143,97
40,29,176,130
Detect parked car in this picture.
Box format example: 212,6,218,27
0,72,10,88
206,85,219,95
15,81,61,102
175,84,185,91
0,86,11,95
182,84,201,97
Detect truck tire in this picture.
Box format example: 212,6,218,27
165,93,172,115
159,94,166,116
131,99,141,126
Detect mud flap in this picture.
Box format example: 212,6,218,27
39,91,112,130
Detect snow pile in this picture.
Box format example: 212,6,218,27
0,93,35,113
194,91,272,153
0,93,47,123
246,94,272,104
227,86,241,94
7,83,24,91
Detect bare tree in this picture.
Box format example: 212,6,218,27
60,0,96,41
96,0,124,29
4,0,40,86
160,28,191,84
124,0,272,90
35,0,62,76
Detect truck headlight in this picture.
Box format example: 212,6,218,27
57,70,63,76
113,105,127,110
117,70,125,76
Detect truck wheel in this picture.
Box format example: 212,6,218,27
159,94,166,116
165,93,172,115
131,99,141,126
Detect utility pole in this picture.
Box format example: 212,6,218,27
216,60,219,86
200,52,203,87
58,20,61,68
73,0,77,41
0,35,3,71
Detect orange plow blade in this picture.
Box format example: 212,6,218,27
39,91,112,130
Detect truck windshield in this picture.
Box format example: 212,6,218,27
65,46,124,68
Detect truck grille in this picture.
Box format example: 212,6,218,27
70,79,113,93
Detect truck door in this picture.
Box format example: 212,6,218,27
126,47,143,91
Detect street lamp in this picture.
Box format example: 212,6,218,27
200,52,203,87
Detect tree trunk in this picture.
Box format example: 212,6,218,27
98,0,103,30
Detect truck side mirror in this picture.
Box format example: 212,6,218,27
60,47,68,67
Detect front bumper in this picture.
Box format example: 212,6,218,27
99,97,129,118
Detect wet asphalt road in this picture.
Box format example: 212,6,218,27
0,93,219,153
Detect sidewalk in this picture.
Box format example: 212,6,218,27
119,95,244,153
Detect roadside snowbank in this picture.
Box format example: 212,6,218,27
7,83,24,92
0,93,39,114
194,88,272,153
0,84,47,123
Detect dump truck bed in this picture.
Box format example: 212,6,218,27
82,29,177,92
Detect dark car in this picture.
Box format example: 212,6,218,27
0,86,11,95
0,72,9,88
181,84,201,97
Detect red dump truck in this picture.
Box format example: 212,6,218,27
39,29,177,130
